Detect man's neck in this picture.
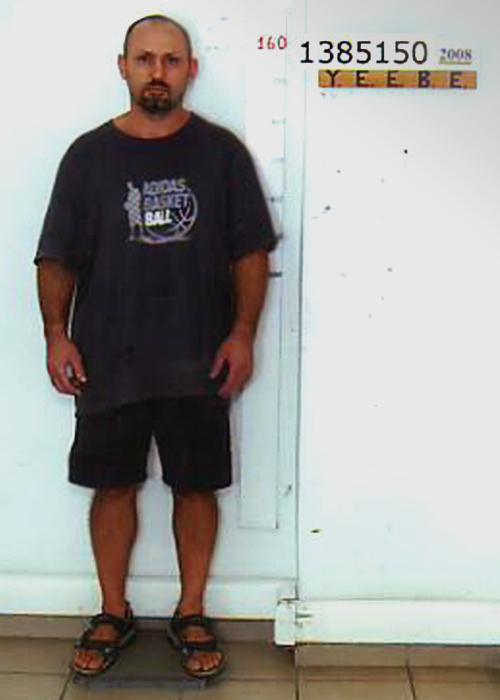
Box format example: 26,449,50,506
113,107,191,139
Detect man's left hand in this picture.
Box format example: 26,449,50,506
210,330,253,400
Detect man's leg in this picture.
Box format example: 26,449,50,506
154,396,230,674
171,488,223,674
74,485,138,672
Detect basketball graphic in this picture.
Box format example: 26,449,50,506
123,177,198,244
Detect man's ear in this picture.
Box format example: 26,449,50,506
189,57,199,81
117,54,127,80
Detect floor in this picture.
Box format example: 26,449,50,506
2,632,500,699
0,630,500,700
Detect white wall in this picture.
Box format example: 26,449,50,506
0,0,297,618
298,0,500,643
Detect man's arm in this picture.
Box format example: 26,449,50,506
36,259,87,395
210,249,270,399
231,249,270,341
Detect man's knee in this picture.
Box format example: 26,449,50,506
93,485,139,502
171,486,217,501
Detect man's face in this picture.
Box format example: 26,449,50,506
118,21,197,116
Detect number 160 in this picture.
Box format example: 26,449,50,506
258,35,288,50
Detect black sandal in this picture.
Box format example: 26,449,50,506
72,602,137,677
166,610,226,680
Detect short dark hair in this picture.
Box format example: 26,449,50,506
123,14,193,60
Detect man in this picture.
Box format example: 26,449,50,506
34,14,276,681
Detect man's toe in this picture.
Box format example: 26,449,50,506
186,651,220,672
187,653,203,671
74,650,102,672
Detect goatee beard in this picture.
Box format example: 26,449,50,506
139,94,173,115
135,81,181,115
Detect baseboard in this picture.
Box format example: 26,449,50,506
292,600,500,645
0,573,295,619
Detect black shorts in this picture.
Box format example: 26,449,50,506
68,396,231,491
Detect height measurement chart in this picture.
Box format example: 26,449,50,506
244,10,288,274
226,6,291,530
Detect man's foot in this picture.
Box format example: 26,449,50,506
168,607,225,678
72,603,136,675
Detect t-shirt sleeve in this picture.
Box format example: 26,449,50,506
227,140,278,261
33,142,88,273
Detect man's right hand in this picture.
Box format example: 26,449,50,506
46,332,87,396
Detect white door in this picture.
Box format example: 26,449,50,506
290,0,500,646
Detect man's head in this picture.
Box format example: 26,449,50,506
118,15,198,117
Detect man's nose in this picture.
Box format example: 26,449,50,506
151,58,167,80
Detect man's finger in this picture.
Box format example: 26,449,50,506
54,364,80,395
51,374,78,395
70,355,87,383
219,365,245,399
210,349,227,378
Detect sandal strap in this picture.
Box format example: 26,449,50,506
180,639,218,652
74,638,120,652
170,613,219,653
85,612,131,636
171,613,214,635
79,604,135,646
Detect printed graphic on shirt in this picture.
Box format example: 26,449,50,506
123,177,198,244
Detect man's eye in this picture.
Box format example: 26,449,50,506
168,56,180,64
137,55,148,63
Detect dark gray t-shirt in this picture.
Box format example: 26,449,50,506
34,113,277,416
